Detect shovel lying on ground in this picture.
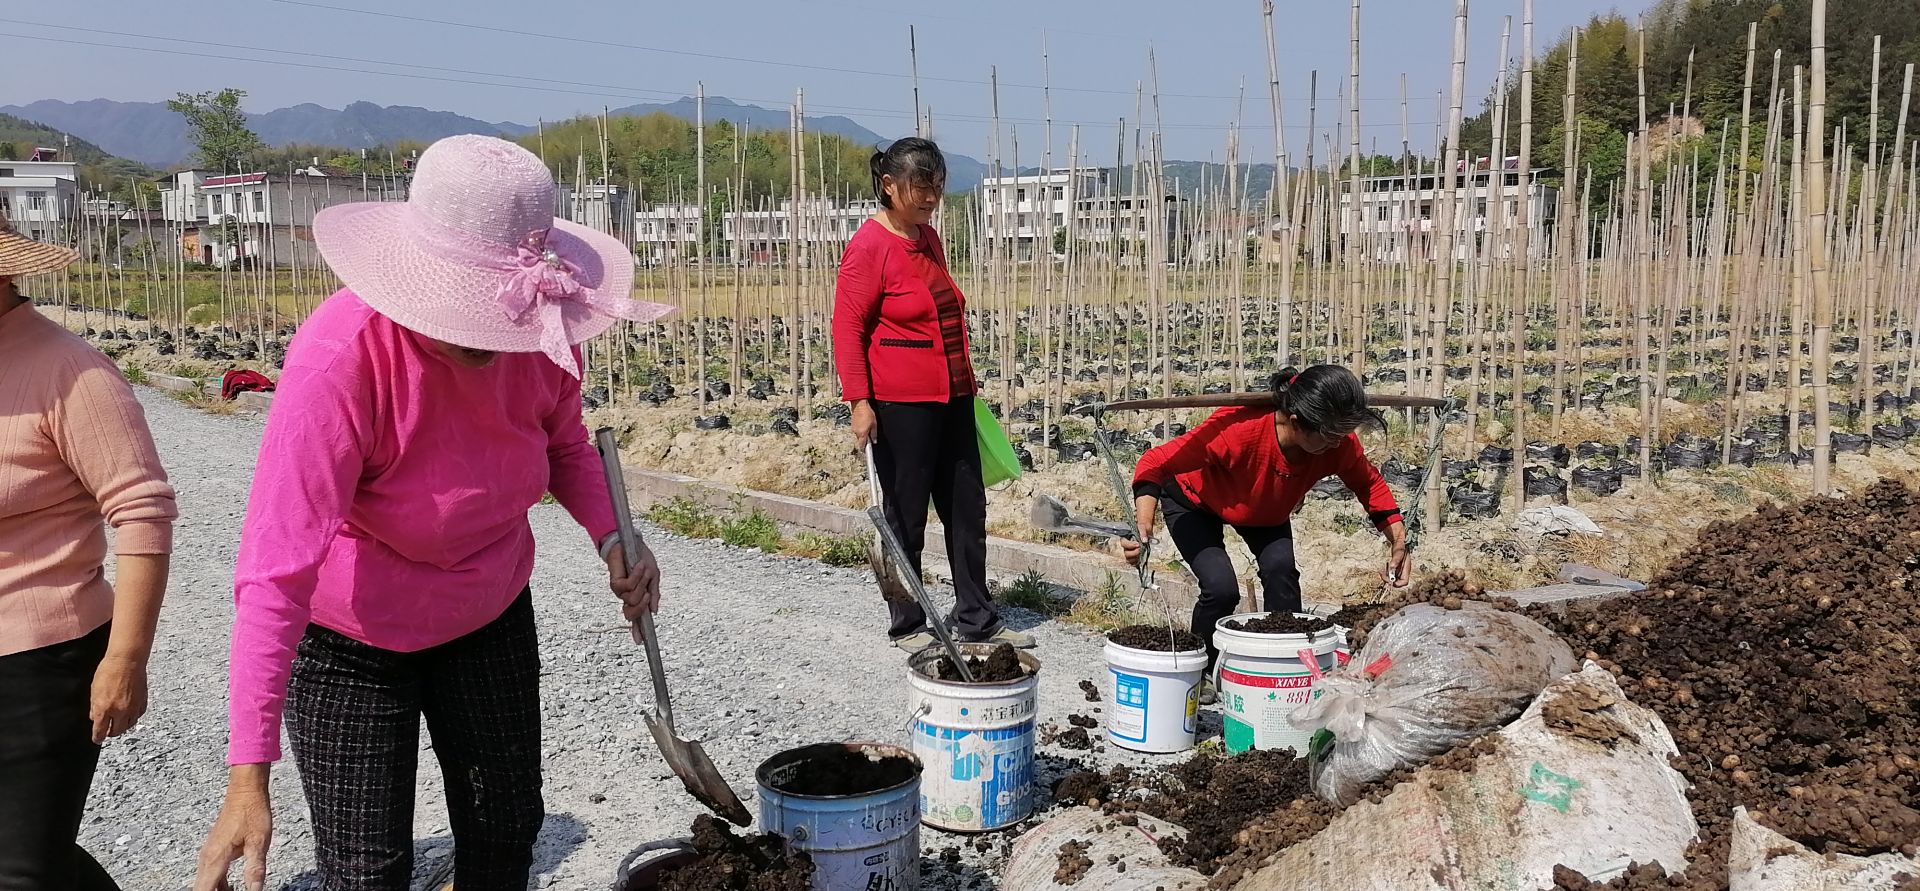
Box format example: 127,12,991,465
596,428,754,827
865,445,976,682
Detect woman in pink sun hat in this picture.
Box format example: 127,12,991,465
193,134,674,891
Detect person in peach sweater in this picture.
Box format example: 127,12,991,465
0,215,176,889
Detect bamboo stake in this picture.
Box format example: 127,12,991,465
1808,0,1834,494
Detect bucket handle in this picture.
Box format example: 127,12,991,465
904,702,931,734
1297,648,1326,681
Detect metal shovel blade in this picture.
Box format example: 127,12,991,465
643,712,753,827
863,446,915,606
1029,493,1136,539
596,427,752,827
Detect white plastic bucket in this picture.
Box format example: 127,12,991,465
1214,612,1350,756
906,644,1040,832
757,742,923,891
1103,639,1209,754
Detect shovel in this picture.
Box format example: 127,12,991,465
862,445,915,607
595,427,753,827
1029,493,1136,540
864,446,976,683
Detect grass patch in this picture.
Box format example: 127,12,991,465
792,532,870,567
647,495,723,539
719,507,783,553
120,363,149,385
996,568,1061,615
1062,572,1156,631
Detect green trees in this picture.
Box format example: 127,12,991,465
166,89,265,173
522,113,874,205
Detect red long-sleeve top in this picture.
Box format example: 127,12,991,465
832,219,977,403
1132,405,1402,530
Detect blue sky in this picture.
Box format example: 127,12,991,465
0,0,1623,161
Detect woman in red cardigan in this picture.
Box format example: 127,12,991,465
832,138,1033,653
1125,365,1410,688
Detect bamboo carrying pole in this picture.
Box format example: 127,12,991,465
1808,0,1835,493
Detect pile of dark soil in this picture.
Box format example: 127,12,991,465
1052,770,1111,806
1067,749,1317,877
1054,727,1093,750
1067,713,1098,729
1107,624,1206,651
1324,570,1518,649
1219,612,1333,637
934,643,1029,682
1054,839,1093,884
1537,479,1920,889
1078,679,1102,701
763,744,919,797
659,815,814,891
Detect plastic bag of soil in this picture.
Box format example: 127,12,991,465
1728,807,1920,891
1235,665,1694,891
1289,602,1577,806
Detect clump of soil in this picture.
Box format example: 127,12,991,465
1078,679,1102,702
1067,714,1098,729
1107,624,1206,651
1054,727,1093,750
1054,839,1093,884
934,643,1029,682
1536,480,1920,889
1119,749,1318,876
1201,735,1505,888
1220,612,1333,637
659,814,814,891
1053,771,1110,806
763,744,919,797
1325,570,1518,649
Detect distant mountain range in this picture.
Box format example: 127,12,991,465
1,96,999,191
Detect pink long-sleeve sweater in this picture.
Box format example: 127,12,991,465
227,290,618,764
0,301,177,657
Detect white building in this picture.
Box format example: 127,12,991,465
0,151,80,242
633,203,702,263
160,170,211,225
568,182,628,236
191,170,400,266
723,199,877,249
1336,161,1559,259
978,168,1109,258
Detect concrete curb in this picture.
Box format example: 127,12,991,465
620,466,1208,617
148,373,202,395
233,391,275,412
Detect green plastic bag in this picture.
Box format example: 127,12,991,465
975,398,1022,487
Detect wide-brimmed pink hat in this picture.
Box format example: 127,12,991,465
314,134,672,378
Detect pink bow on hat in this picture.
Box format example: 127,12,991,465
496,234,653,379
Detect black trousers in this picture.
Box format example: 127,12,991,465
1162,488,1302,664
871,397,1002,640
286,590,545,891
0,623,120,891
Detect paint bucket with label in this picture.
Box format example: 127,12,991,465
906,644,1039,832
757,742,923,891
1214,613,1348,756
1103,638,1209,754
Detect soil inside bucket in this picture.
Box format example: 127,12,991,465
1220,612,1333,637
1107,624,1205,652
765,745,919,798
934,643,1030,682
657,815,814,891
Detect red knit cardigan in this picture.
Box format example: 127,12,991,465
831,219,976,403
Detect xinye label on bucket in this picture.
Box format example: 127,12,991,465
912,721,1035,830
1109,671,1150,743
1219,666,1321,755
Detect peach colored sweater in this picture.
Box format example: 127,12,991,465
0,301,176,656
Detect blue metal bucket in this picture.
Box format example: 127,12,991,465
757,742,923,891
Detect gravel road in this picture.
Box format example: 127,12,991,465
83,388,1156,890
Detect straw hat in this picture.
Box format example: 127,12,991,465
313,134,672,378
0,212,79,278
